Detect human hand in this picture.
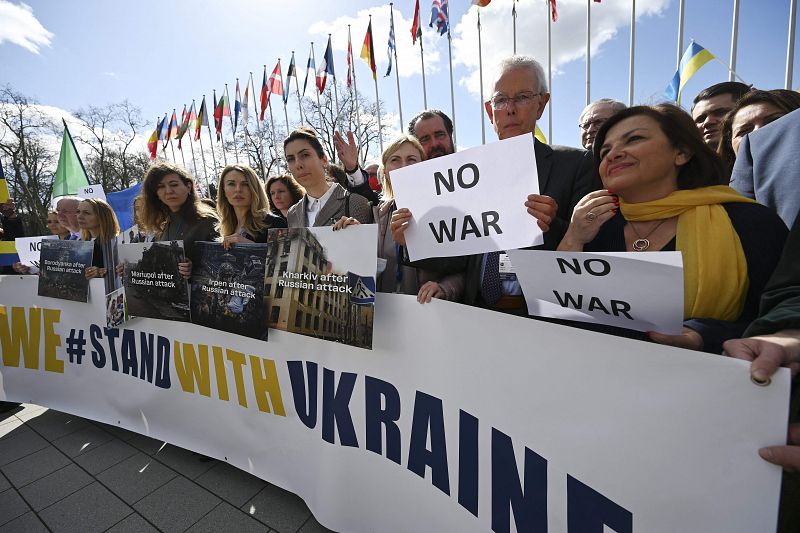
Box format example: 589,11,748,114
390,208,413,246
222,233,253,249
417,281,444,304
115,262,124,277
85,266,107,279
558,190,617,250
722,330,800,382
759,423,800,472
332,216,361,231
0,199,17,219
648,327,704,351
12,262,30,274
178,259,192,279
524,194,558,232
333,130,360,172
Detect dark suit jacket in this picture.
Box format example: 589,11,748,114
408,138,598,306
730,108,800,227
286,183,373,228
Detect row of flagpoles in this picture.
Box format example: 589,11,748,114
145,0,799,190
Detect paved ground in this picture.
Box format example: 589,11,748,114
0,404,335,532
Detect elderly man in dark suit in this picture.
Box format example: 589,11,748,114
394,55,597,311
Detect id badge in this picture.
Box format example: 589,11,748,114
498,253,517,282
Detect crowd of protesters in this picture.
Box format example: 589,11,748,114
2,54,799,528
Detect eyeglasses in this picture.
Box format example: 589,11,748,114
490,92,542,110
578,119,607,131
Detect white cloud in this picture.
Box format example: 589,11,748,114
308,4,443,80
0,0,53,54
451,0,669,99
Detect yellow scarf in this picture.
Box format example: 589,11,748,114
619,185,756,320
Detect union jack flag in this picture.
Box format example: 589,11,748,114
429,0,449,36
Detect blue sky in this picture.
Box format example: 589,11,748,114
1,0,797,160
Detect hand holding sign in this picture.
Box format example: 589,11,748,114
390,135,543,261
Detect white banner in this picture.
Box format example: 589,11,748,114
390,134,543,261
508,250,685,334
0,276,788,533
15,235,57,268
79,183,107,202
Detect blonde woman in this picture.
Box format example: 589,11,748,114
335,135,464,303
216,164,286,249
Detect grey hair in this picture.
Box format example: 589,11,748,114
493,55,549,94
579,98,627,120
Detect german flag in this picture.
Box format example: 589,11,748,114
361,19,377,80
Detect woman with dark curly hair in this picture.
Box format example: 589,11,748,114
558,104,788,353
137,161,219,278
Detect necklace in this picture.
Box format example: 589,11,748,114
628,219,668,251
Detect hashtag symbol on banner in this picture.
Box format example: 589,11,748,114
65,328,86,364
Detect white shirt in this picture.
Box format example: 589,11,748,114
305,183,336,227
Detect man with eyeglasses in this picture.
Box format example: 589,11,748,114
394,56,596,312
55,196,83,240
578,99,626,150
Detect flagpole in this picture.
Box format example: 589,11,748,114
278,58,291,135
676,0,685,71
194,101,210,193
349,26,363,145
586,0,591,106
267,95,279,168
330,33,341,130
186,105,200,182
447,30,457,146
291,52,305,127
629,0,636,106
214,89,228,168
237,78,254,168
175,110,186,168
390,3,404,131
478,8,486,145
226,84,240,164
728,0,740,83
786,0,797,89
513,0,517,54
249,73,266,178
204,95,219,179
367,16,384,153
311,42,323,129
419,33,428,109
547,0,553,142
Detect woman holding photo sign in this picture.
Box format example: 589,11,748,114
333,135,464,304
283,128,372,228
557,104,788,353
78,198,120,283
217,164,286,248
130,162,219,279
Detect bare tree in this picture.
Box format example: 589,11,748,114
0,85,57,235
73,100,148,191
301,81,389,164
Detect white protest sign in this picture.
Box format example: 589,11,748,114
390,134,543,261
80,183,107,201
507,250,684,334
15,235,57,268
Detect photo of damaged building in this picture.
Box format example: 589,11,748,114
266,228,373,349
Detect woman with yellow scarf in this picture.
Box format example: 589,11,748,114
558,104,788,353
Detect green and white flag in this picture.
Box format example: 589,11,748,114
52,119,89,197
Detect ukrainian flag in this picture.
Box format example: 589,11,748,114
664,41,715,105
0,241,19,267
